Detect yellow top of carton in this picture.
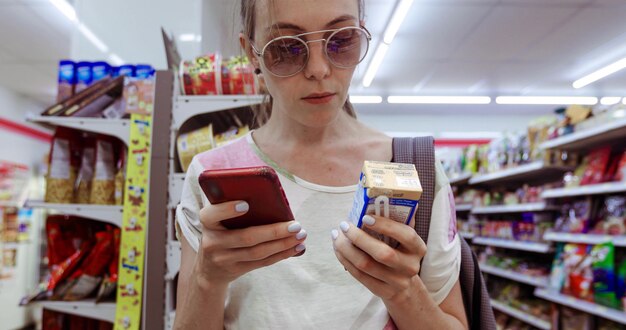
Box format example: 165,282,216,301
362,161,422,200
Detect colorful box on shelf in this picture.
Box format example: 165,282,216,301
534,288,626,325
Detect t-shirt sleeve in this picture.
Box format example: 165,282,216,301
175,157,208,253
419,159,461,305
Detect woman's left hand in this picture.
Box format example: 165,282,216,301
332,215,427,302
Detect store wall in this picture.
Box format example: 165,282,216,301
0,86,49,166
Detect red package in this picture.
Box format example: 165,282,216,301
47,241,92,291
580,147,611,185
46,216,76,267
81,231,114,277
191,54,221,95
42,309,64,330
614,152,626,182
225,56,257,95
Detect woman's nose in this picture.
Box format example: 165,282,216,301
303,40,331,80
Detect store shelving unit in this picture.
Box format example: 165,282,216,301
491,299,551,330
38,300,116,323
468,161,572,186
27,115,131,146
456,204,473,212
543,232,626,247
471,202,556,215
472,237,552,253
449,172,472,187
539,117,626,152
490,299,551,330
541,182,626,199
460,232,475,240
480,264,548,287
535,289,626,325
26,201,123,227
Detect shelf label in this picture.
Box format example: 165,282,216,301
114,113,153,330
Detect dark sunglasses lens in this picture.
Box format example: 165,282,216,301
263,38,308,76
326,28,368,68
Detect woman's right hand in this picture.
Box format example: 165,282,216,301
194,200,307,287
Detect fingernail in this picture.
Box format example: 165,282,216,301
340,221,350,233
295,243,306,252
331,229,339,240
288,222,302,233
363,215,375,226
296,229,307,240
235,202,249,213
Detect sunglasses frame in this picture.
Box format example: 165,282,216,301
249,26,372,78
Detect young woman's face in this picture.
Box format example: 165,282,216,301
252,0,361,128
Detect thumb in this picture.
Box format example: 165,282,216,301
199,200,249,230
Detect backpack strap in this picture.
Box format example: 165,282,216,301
391,136,435,244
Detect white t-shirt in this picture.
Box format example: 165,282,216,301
176,133,461,329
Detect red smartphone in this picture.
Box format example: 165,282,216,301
198,166,294,229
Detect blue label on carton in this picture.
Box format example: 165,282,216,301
92,61,111,82
119,65,136,78
58,60,76,84
76,62,93,86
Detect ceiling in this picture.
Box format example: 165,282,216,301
0,0,625,115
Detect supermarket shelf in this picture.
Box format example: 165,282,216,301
39,300,116,323
472,202,557,215
541,182,626,199
172,95,263,129
169,173,186,208
490,300,551,330
535,288,626,325
27,115,130,145
166,311,176,330
540,117,626,152
1,242,19,249
543,232,626,247
468,161,571,186
26,200,123,227
472,237,552,253
480,264,548,287
165,240,181,281
456,204,473,212
449,173,472,187
460,232,475,240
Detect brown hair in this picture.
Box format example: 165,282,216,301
240,0,364,127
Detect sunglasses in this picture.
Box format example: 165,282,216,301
250,26,372,77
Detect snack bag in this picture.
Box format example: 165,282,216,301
57,60,76,103
222,56,257,95
176,124,215,172
45,128,82,204
214,125,250,148
75,61,93,93
581,147,611,185
348,161,422,247
96,227,120,302
614,152,626,182
591,242,620,308
114,147,127,205
75,138,96,204
90,138,116,205
191,54,222,95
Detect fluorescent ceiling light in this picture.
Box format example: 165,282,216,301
600,97,621,106
108,53,124,66
180,34,202,42
573,57,626,89
78,23,109,53
388,96,492,104
496,96,598,105
49,0,76,22
383,0,414,44
623,97,626,105
615,109,626,118
350,95,383,104
362,43,388,88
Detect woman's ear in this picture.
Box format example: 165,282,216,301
239,32,261,72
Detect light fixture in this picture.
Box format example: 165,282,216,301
362,0,414,88
78,23,109,53
623,97,626,105
388,96,492,104
600,97,622,106
573,57,626,89
362,43,388,88
495,96,598,105
180,34,202,42
349,96,383,104
614,109,626,118
49,0,76,22
383,0,414,44
108,53,124,66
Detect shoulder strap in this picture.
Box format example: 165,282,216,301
391,136,435,244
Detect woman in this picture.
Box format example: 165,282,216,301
174,0,467,329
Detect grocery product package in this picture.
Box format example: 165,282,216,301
177,124,215,172
75,62,93,93
96,227,120,302
57,60,76,103
348,161,422,247
561,244,594,301
61,76,124,118
221,56,258,95
45,128,82,204
613,152,626,182
75,137,95,204
90,137,117,205
180,53,222,95
580,146,611,185
114,147,127,205
591,242,620,309
122,76,155,116
91,62,112,83
214,125,250,148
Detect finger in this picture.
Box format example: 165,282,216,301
236,242,306,274
338,221,421,277
199,201,249,229
219,221,304,249
217,230,307,262
360,215,426,256
333,245,394,299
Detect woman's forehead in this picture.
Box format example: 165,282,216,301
255,0,359,35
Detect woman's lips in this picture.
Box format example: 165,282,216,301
302,93,336,104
